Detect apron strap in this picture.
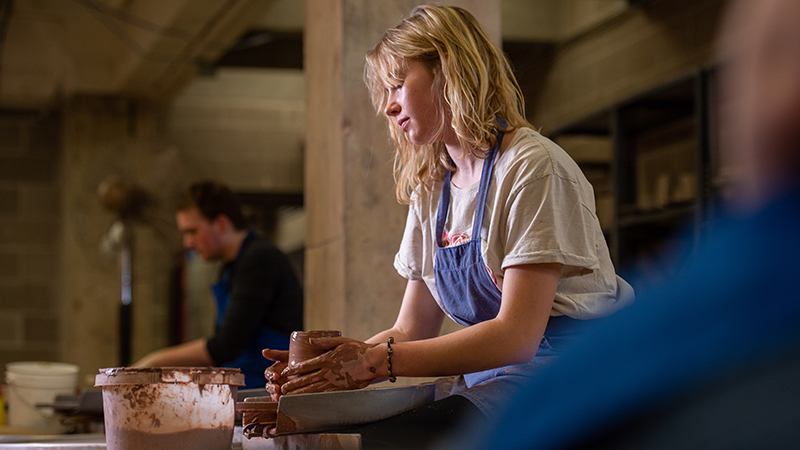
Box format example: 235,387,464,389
435,125,506,247
471,131,504,238
436,169,454,247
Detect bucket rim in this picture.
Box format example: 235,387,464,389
95,366,245,387
6,361,80,376
5,373,78,388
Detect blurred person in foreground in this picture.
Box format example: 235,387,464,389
135,181,303,389
447,0,800,448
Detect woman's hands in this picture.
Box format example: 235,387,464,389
262,349,289,401
262,337,385,401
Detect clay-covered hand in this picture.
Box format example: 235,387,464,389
279,337,383,395
262,348,289,401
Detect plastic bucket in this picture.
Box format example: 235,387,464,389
95,367,245,450
4,361,79,432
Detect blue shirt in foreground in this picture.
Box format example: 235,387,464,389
459,187,800,449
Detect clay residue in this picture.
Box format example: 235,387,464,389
276,410,299,434
101,367,124,376
149,413,161,428
121,384,157,410
284,340,377,394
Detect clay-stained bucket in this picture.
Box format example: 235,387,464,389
95,367,244,450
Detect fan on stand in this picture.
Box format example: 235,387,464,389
74,140,188,367
96,176,146,366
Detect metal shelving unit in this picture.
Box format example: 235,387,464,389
551,69,716,287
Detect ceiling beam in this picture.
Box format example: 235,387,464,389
0,0,272,107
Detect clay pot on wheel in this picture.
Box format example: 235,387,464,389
288,330,342,367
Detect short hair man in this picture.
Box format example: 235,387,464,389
135,181,303,389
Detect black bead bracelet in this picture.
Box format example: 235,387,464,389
387,337,396,383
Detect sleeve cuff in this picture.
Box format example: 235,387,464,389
394,253,423,280
502,250,599,278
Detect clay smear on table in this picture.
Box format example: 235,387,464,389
276,410,301,434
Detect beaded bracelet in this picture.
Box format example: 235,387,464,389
387,337,397,383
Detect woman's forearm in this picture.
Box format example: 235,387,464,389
379,316,542,378
366,326,422,345
368,263,559,378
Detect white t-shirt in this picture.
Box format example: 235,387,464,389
394,127,633,320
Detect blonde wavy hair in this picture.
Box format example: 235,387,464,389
365,5,530,204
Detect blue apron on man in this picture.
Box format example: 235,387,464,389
211,232,293,389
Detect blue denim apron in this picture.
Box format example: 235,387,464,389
434,128,587,416
211,231,290,389
434,131,505,326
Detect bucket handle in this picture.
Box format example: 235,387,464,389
7,383,59,420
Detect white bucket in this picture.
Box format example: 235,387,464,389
5,361,79,432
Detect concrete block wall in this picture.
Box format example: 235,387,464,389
59,97,183,384
167,68,305,194
0,111,63,370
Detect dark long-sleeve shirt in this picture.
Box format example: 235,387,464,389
206,233,303,364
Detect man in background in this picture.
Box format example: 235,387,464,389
135,181,303,389
454,0,800,448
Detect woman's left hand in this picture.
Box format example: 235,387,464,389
279,337,383,395
262,349,289,401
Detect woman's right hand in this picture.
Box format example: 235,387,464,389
262,348,289,401
279,337,382,395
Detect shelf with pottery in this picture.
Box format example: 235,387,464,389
551,69,717,288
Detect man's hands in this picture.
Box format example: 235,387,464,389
262,337,384,401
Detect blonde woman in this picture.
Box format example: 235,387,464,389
263,5,633,447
